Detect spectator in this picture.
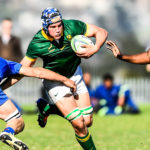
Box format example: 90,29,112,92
83,72,98,107
83,72,94,97
0,18,23,111
0,18,23,62
94,73,140,116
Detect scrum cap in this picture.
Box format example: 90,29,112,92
41,7,62,34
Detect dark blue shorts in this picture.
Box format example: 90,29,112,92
0,88,9,106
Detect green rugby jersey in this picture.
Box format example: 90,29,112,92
26,19,88,78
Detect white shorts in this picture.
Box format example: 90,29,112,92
43,66,88,104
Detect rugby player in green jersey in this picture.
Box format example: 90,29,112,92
3,7,108,149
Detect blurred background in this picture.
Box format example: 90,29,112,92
0,0,150,105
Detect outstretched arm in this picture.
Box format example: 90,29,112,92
1,56,76,92
106,40,150,64
19,66,76,92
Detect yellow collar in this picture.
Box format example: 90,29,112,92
41,29,63,41
41,29,54,41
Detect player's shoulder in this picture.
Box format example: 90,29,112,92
31,30,44,41
112,84,120,89
28,30,44,48
96,84,104,90
63,19,85,24
63,19,87,35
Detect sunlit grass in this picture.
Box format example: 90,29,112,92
0,105,150,150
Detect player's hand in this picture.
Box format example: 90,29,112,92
63,79,76,92
76,44,98,59
106,41,121,58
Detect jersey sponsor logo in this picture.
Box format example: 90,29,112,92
66,35,72,40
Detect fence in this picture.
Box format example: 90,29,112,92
4,77,42,105
91,77,150,104
4,77,150,105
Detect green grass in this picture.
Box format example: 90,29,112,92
1,105,150,150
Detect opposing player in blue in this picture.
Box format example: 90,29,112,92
0,57,76,150
94,74,140,115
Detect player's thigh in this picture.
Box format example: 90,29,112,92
55,94,78,116
75,92,91,108
75,92,93,127
44,79,79,116
0,99,17,120
44,77,86,126
56,95,86,130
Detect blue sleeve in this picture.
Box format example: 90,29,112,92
7,61,22,75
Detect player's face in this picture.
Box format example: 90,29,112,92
48,21,63,40
2,20,12,35
104,79,113,89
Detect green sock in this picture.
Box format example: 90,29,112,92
75,131,96,150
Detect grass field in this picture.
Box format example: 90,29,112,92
1,105,150,150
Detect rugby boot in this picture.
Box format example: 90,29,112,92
36,98,63,128
0,132,29,150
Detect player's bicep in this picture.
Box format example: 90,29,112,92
85,24,100,37
85,24,107,38
20,56,36,67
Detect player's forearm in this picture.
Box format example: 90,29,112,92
1,75,23,90
37,68,68,83
118,51,150,64
20,67,68,83
94,28,108,52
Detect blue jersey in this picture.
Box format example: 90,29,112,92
0,57,22,106
94,84,139,114
0,57,22,82
94,84,128,109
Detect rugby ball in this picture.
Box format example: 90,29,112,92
71,35,94,53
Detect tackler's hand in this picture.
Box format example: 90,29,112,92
63,78,76,93
106,41,121,58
